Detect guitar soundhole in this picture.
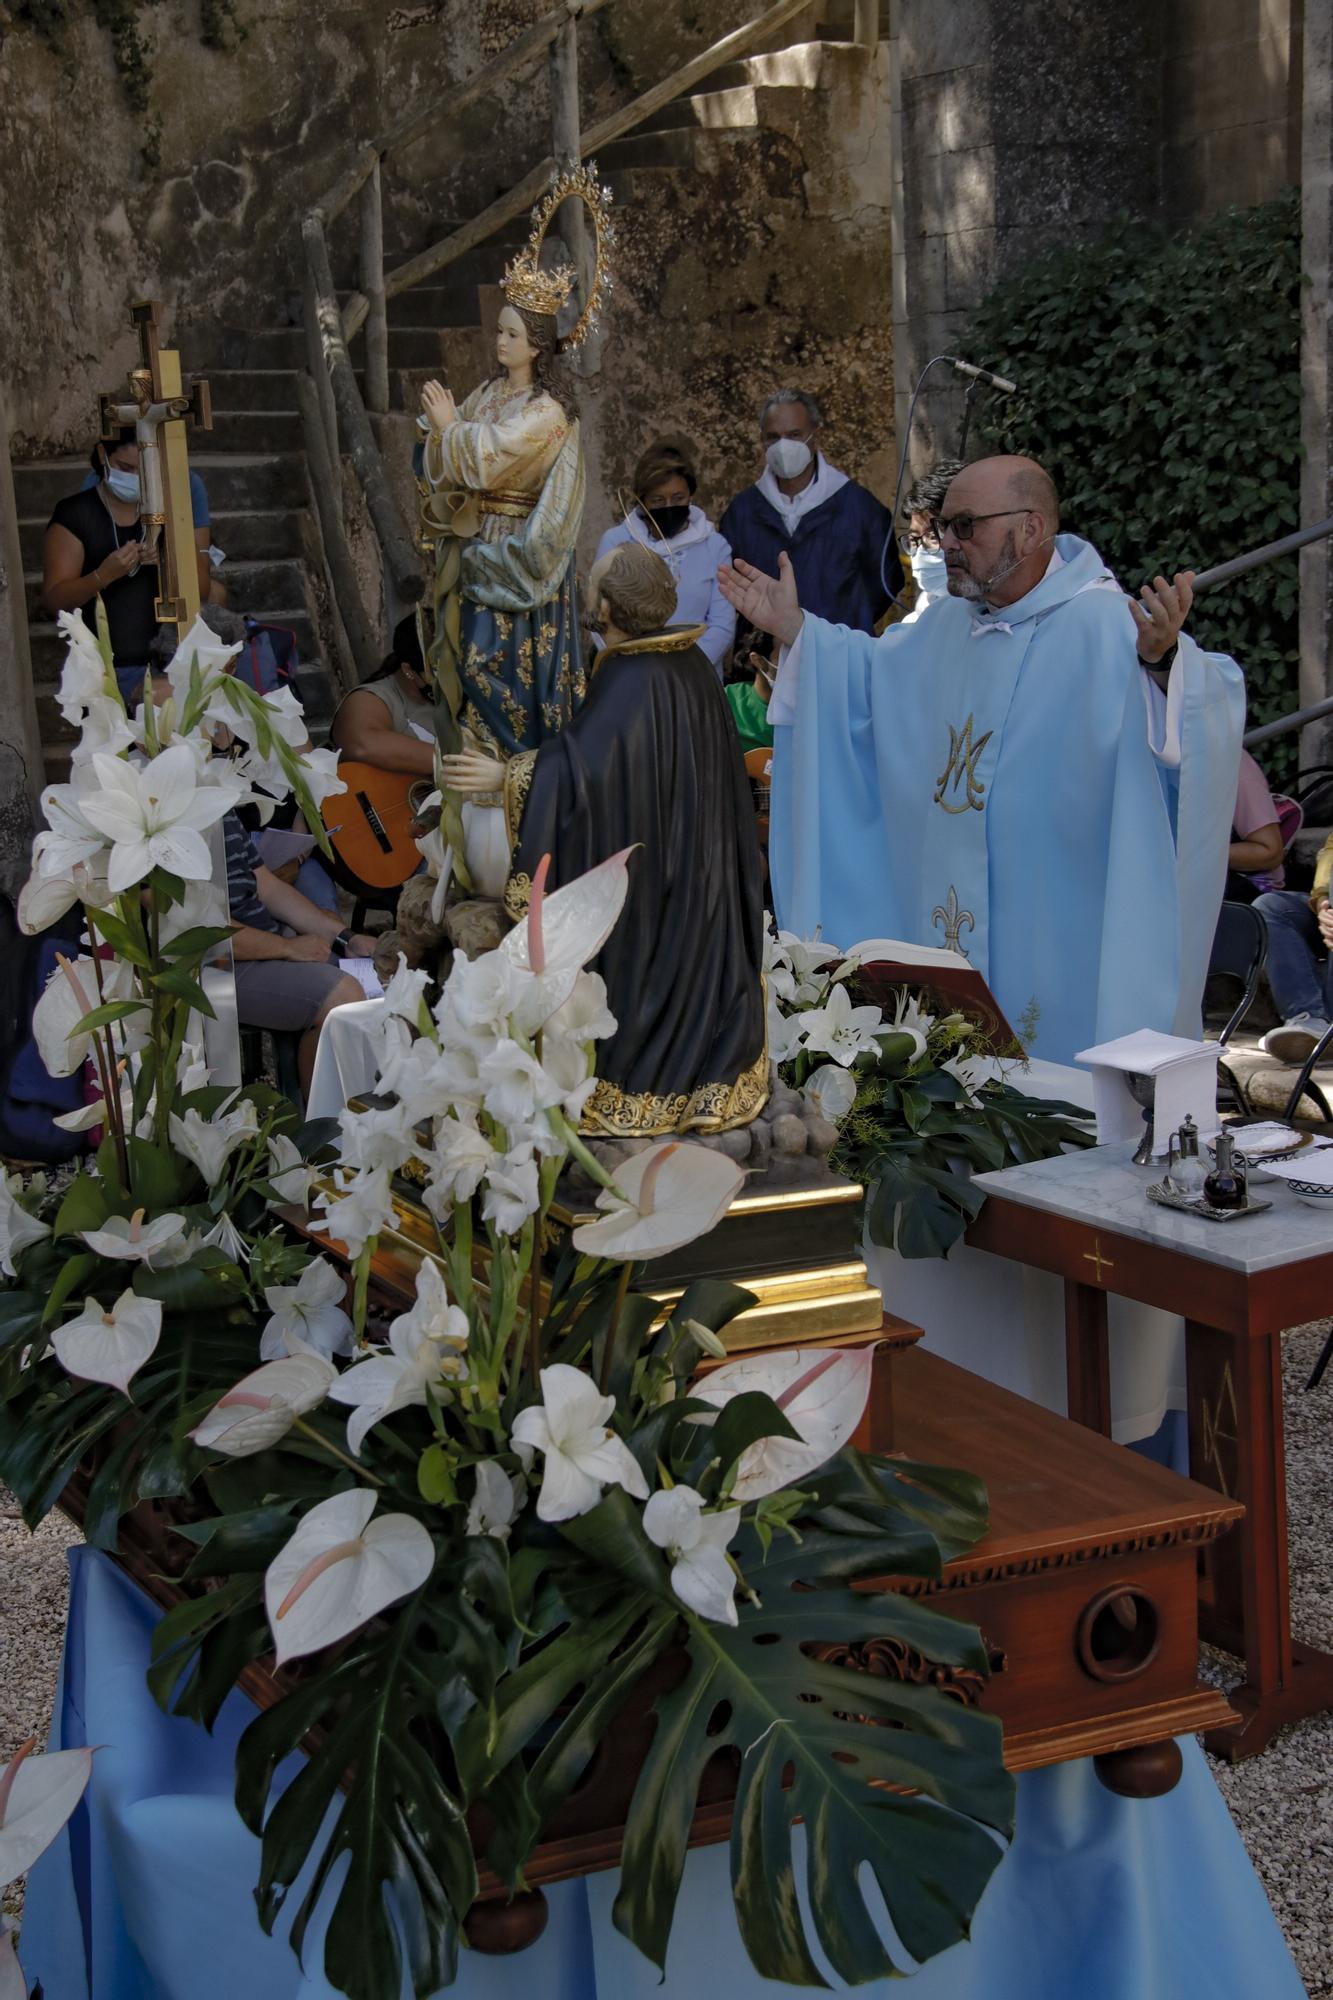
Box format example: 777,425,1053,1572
356,791,393,855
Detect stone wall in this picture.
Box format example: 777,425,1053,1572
1161,0,1300,222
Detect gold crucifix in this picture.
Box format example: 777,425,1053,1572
99,299,212,642
1082,1237,1115,1283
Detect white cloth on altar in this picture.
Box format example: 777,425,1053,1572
866,1057,1186,1443
307,998,387,1122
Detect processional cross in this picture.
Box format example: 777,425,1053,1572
98,299,212,639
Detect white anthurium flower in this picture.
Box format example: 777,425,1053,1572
477,1037,564,1131
414,822,453,926
266,1134,313,1207
498,847,633,1024
191,1351,337,1457
510,1364,649,1523
169,1098,258,1186
33,952,145,1077
328,1261,468,1456
76,743,241,893
798,982,885,1067
803,1062,858,1126
0,1176,51,1278
0,1736,95,1886
425,1116,500,1213
203,1213,250,1265
51,1288,163,1395
465,1458,525,1541
571,1141,744,1262
643,1485,742,1626
381,953,431,1024
80,1208,191,1268
16,855,105,935
259,1256,354,1362
314,1165,396,1259
264,1488,435,1669
480,1148,541,1235
545,969,618,1046
690,1346,875,1501
1,1919,24,2000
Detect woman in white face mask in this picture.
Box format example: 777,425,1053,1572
899,459,963,624
42,427,165,703
593,438,737,674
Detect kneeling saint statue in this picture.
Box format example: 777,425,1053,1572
441,542,769,1137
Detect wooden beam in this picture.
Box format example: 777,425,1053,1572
384,154,556,303
294,371,381,689
314,144,378,229
360,160,390,414
302,215,423,604
580,0,813,156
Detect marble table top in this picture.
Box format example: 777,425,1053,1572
973,1140,1333,1275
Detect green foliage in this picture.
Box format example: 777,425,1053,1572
966,190,1303,783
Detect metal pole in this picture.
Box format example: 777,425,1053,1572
1244,693,1333,749
1189,515,1333,593
361,159,390,416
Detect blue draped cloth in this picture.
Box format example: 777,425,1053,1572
768,537,1246,1065
19,1550,1300,2000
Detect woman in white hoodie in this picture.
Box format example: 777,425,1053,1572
594,439,736,673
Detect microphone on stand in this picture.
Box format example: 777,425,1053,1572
950,357,1018,395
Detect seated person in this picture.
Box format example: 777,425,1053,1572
43,426,211,704
224,812,375,1099
724,635,776,755
441,542,767,1136
329,614,435,778
1255,827,1333,1066
899,459,961,622
1225,749,1286,904
593,438,736,673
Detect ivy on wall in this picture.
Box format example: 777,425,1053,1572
967,189,1302,783
14,0,246,171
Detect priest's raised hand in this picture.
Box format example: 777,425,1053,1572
717,550,804,650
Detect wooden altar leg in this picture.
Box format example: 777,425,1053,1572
464,1888,549,1953
1063,1279,1112,1435
1186,1320,1333,1759
1093,1739,1183,1797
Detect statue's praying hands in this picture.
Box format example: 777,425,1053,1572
717,550,804,649
440,748,506,794
420,378,458,433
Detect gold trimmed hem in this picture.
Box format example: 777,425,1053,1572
504,749,538,852
579,1017,770,1138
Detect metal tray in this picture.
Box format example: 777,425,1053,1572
1147,1181,1272,1223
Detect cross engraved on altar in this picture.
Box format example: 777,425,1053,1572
1083,1238,1115,1283
1200,1359,1241,1497
931,884,974,957
934,714,994,814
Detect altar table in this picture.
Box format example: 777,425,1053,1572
968,1139,1333,1759
18,1550,1303,2000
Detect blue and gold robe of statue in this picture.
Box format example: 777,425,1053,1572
421,378,586,756
768,535,1245,1066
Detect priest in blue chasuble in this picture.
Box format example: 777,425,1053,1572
720,456,1246,1067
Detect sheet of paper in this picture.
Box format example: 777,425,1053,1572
849,934,963,970
336,955,384,1000
255,827,318,868
1077,1033,1220,1155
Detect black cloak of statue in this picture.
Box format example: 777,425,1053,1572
502,624,768,1138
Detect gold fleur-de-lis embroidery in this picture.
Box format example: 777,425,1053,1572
931,885,975,957
934,714,994,814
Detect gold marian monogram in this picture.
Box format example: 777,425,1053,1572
934,714,994,814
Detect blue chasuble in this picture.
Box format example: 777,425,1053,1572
768,535,1245,1065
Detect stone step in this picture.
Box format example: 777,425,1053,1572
22,554,307,626
28,605,318,687
203,367,301,412
594,127,711,172
207,507,307,562
14,452,307,518
636,83,760,135
205,409,304,453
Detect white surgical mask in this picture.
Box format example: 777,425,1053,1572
104,465,141,505
910,546,948,601
766,437,813,481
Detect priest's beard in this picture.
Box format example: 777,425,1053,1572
946,527,1020,602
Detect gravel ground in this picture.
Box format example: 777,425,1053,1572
2,1331,1331,1987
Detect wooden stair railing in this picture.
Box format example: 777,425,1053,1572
298,0,825,662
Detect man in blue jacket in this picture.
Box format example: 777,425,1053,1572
718,388,900,642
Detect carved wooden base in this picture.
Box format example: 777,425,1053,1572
1203,1642,1333,1762
464,1888,549,1954
1093,1739,1183,1798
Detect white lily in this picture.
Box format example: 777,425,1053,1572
0,1176,51,1278
480,1149,541,1234
0,1737,95,1886
466,1459,525,1542
191,1351,337,1457
259,1257,354,1362
691,1346,875,1500
314,1165,396,1259
169,1099,258,1186
328,1261,468,1456
203,1214,250,1265
51,1288,163,1395
798,981,885,1066
890,988,935,1048
776,930,842,1002
32,775,107,883
264,1488,435,1668
510,1364,648,1523
803,1062,858,1125
265,1134,313,1207
766,999,809,1067
643,1485,741,1625
571,1141,743,1262
80,1208,191,1268
32,953,145,1077
942,1052,988,1104
76,743,240,893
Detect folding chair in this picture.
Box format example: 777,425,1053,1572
1208,901,1269,1114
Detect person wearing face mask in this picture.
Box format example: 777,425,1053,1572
43,426,213,703
899,461,962,623
592,438,736,673
718,388,901,643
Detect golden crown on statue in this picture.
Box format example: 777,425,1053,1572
501,160,617,350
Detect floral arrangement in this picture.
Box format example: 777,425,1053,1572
0,623,1016,1999
764,926,1093,1257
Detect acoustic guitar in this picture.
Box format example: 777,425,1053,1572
318,761,434,893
